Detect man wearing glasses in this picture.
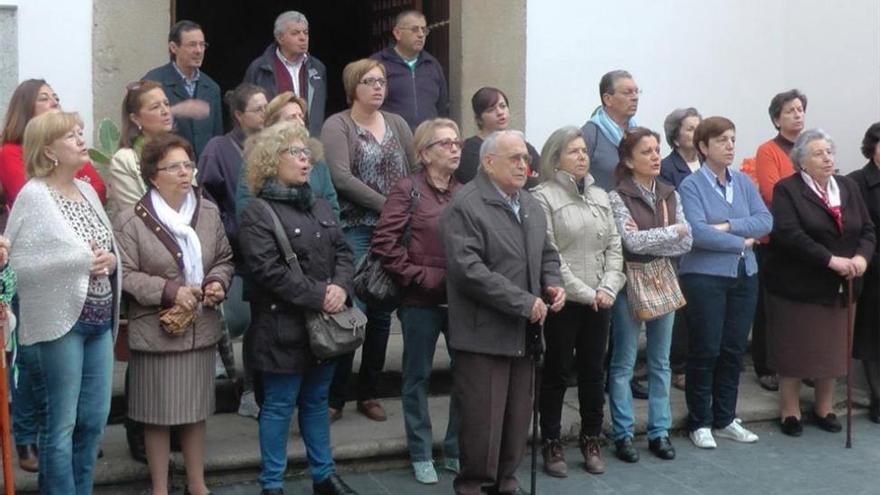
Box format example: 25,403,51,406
244,11,328,137
371,10,449,130
442,130,565,495
143,20,223,159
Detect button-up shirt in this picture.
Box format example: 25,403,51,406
701,165,734,204
173,63,200,98
491,180,521,222
275,48,307,97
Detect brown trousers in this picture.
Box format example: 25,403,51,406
453,350,534,495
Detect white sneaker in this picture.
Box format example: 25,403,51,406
237,390,260,419
713,418,759,443
689,427,717,449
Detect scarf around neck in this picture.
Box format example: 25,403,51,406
259,178,315,211
590,106,635,146
150,189,204,285
801,172,842,233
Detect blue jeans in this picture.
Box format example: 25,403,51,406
608,291,674,441
398,305,459,462
36,322,113,495
329,225,392,408
258,363,337,489
13,342,44,446
681,266,758,431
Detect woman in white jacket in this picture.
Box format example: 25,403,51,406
532,126,624,478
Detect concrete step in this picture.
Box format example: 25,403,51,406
9,370,869,493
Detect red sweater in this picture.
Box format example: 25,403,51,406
0,143,107,208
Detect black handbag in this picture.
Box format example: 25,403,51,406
255,199,366,359
352,180,420,309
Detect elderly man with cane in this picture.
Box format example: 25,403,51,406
442,130,565,495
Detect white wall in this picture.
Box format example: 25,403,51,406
1,0,93,143
526,0,880,173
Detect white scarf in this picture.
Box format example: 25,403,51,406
150,189,203,286
800,171,841,208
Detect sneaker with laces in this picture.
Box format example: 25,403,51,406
713,418,759,443
689,427,717,449
412,461,439,484
237,390,260,419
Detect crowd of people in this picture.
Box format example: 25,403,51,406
1,8,879,495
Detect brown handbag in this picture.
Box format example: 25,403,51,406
159,304,196,336
624,198,686,321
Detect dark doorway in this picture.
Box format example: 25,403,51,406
173,0,450,131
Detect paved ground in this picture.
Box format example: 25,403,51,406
205,416,880,495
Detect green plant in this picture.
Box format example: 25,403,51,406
88,118,120,178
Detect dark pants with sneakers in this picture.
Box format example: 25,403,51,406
751,244,774,377
539,303,609,439
682,263,758,431
669,308,688,375
454,351,532,495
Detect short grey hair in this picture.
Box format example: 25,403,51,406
599,70,633,101
539,126,583,181
480,130,526,165
790,128,835,171
395,9,425,27
663,107,702,149
274,11,308,37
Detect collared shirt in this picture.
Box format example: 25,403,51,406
172,63,200,98
491,180,521,222
275,48,308,97
701,165,734,204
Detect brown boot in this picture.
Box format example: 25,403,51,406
541,438,567,478
579,434,606,474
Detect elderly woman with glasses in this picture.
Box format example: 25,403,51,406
114,133,233,495
370,118,463,484
321,58,416,423
239,120,358,495
6,110,120,494
764,129,874,437
532,126,624,477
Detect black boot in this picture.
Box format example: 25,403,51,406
314,473,358,495
125,419,146,464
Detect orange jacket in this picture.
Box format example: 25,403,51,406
755,139,795,206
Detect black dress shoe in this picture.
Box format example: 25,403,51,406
870,402,880,424
314,473,358,495
630,379,649,400
648,436,675,460
260,489,283,495
614,437,639,463
182,488,212,495
814,412,842,433
780,416,803,437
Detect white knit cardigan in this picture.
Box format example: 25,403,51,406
6,179,121,345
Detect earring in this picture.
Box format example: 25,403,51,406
52,158,59,168
136,123,143,131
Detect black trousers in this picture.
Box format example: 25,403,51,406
669,308,689,375
751,244,774,377
539,302,610,439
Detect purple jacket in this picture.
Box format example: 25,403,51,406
371,46,449,130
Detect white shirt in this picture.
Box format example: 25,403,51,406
276,48,307,97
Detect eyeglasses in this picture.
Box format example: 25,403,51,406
285,146,312,160
156,160,196,174
359,77,388,88
401,25,430,35
426,138,463,150
615,88,642,98
181,41,209,50
244,105,267,114
491,153,532,166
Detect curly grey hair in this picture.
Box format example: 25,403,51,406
790,128,835,171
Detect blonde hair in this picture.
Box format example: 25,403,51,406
342,59,385,105
413,118,459,166
23,111,83,179
264,91,308,127
245,120,311,195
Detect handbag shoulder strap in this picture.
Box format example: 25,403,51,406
254,198,299,267
660,198,669,227
400,178,421,246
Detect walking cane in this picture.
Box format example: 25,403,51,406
528,320,544,495
0,302,14,494
846,278,854,448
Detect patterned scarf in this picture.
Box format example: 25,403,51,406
801,172,843,233
259,178,315,211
